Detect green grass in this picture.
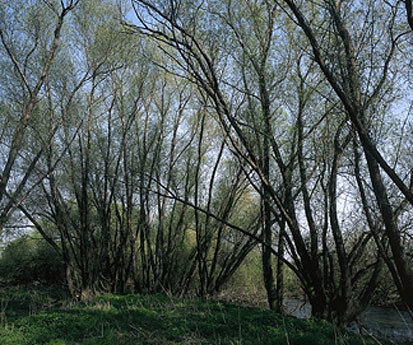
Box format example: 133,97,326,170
0,289,386,345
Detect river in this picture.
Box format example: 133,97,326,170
284,299,413,343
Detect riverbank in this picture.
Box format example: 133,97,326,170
0,288,387,345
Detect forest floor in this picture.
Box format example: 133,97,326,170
0,288,399,345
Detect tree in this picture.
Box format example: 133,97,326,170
127,0,387,325
280,0,413,314
17,0,142,298
405,0,413,31
0,0,79,231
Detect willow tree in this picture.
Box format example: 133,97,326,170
127,0,388,326
15,0,146,298
0,0,79,232
280,0,413,314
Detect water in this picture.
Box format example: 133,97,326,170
349,306,413,343
284,299,413,343
283,298,311,319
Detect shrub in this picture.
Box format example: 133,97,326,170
0,233,64,287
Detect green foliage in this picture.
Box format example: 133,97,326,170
220,250,305,306
0,234,64,287
219,250,266,305
0,288,68,322
0,289,386,345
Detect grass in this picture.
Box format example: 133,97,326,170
0,288,392,345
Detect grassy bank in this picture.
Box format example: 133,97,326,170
0,289,386,345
